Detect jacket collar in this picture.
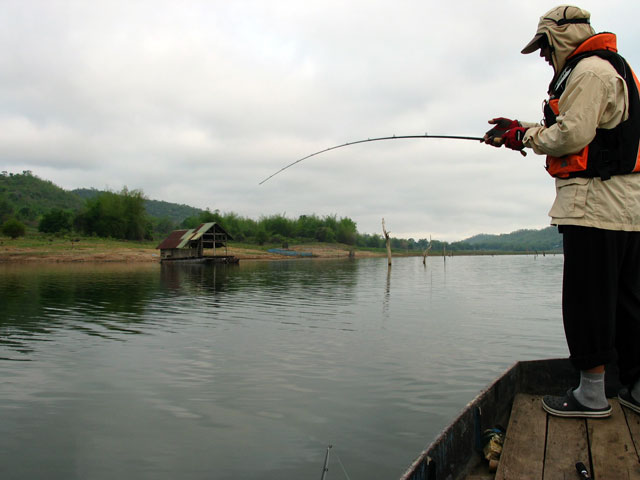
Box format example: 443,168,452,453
566,32,618,62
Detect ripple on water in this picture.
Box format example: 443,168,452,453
0,256,567,480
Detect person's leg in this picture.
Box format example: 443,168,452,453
615,231,640,413
615,231,640,386
542,226,617,417
620,382,640,413
561,226,618,370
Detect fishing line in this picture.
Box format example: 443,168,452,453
334,449,353,480
258,134,483,185
319,444,354,480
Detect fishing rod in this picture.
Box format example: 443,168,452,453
320,445,332,480
258,134,484,185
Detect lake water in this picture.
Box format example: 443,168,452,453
0,255,568,480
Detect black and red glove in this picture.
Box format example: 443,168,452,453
483,117,520,147
502,127,527,151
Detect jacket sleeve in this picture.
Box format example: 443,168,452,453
523,65,624,157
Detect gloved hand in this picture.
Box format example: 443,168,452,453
483,117,520,147
502,127,527,151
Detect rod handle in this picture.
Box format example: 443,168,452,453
575,461,592,479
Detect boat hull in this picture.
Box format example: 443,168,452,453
399,358,623,480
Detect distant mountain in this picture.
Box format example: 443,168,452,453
458,227,562,252
143,199,204,223
71,188,102,201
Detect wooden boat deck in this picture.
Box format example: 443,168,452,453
466,394,640,480
399,359,640,480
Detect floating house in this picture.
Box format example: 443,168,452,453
156,222,237,263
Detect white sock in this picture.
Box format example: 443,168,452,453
573,371,608,409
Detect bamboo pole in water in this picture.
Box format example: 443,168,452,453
382,218,392,266
422,235,432,266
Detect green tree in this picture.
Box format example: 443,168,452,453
356,232,383,248
153,216,176,236
17,206,37,222
261,214,294,238
0,194,13,223
2,218,26,239
315,226,336,243
39,208,73,233
200,208,224,224
180,209,224,230
75,188,151,240
336,217,357,245
296,214,322,239
322,214,338,233
255,227,268,245
180,215,201,229
218,211,246,239
120,187,151,240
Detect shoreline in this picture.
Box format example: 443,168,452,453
0,238,558,264
0,242,387,263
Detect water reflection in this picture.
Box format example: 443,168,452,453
383,265,391,318
1,264,160,356
1,259,364,357
0,256,568,480
159,262,240,295
160,259,361,294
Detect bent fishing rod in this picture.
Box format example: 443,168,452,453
258,134,484,185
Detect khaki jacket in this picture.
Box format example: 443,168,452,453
522,27,640,231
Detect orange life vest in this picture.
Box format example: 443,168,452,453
544,33,640,180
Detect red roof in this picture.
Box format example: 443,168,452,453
156,229,188,249
156,223,233,250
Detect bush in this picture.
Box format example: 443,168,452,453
255,228,268,245
2,218,26,239
0,195,13,223
39,208,73,233
315,226,336,243
270,234,285,245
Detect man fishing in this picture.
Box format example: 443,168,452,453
484,5,640,418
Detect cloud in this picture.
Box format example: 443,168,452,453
2,0,639,240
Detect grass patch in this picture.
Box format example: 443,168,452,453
0,233,157,252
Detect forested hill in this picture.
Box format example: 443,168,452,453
2,171,562,251
0,173,203,224
73,188,203,223
457,227,562,252
0,170,85,222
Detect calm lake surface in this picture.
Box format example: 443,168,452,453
0,255,567,480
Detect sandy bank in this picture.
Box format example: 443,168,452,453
0,242,386,263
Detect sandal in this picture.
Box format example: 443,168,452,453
542,389,611,418
618,388,640,414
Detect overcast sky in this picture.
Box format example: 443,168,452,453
2,1,639,241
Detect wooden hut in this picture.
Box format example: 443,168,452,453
156,222,237,263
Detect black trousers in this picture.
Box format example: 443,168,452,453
561,225,640,385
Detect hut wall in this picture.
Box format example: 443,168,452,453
161,248,200,260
